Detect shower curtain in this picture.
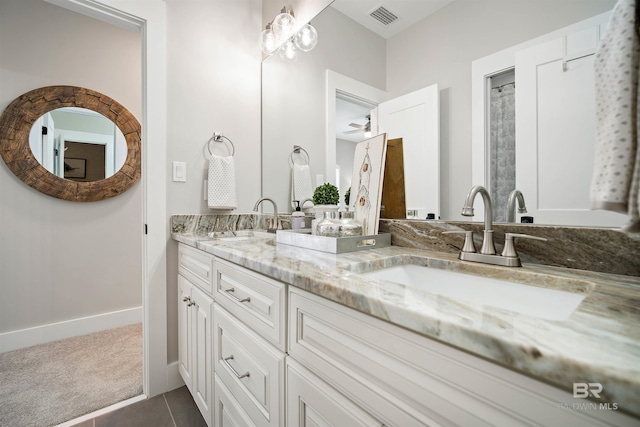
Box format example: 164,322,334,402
489,83,516,223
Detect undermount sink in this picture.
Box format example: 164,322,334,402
359,264,586,321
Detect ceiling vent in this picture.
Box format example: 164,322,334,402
369,5,399,26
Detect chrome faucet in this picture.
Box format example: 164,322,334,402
445,185,547,267
461,185,496,255
253,197,280,233
506,190,527,223
300,198,314,209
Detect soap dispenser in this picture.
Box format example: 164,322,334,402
291,201,308,229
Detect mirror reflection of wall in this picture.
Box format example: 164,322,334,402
28,107,126,182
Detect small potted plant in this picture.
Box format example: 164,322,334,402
311,183,339,234
344,187,351,209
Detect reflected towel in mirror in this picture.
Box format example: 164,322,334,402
208,155,237,210
291,163,313,208
590,0,640,232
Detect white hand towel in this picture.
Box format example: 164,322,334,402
590,0,640,232
208,155,237,210
291,163,313,207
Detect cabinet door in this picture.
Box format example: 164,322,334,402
287,359,383,427
191,285,214,426
178,275,193,392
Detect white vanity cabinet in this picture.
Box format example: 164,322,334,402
288,287,638,427
213,258,287,427
178,244,215,426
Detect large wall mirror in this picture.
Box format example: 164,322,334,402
0,85,141,202
261,0,619,227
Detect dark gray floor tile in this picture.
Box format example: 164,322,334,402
164,386,207,427
94,394,174,427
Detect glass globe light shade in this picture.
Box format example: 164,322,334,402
294,23,317,52
279,39,298,62
273,10,296,41
259,25,278,55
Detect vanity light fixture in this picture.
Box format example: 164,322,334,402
279,38,299,62
259,22,278,55
272,7,296,41
294,22,318,52
261,6,318,61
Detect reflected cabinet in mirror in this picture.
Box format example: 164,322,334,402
261,0,620,227
0,86,141,202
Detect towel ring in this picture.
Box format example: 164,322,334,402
289,145,309,168
206,132,235,157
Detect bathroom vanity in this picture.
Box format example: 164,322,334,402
173,217,640,427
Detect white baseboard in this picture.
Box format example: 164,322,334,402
0,306,142,353
167,360,186,391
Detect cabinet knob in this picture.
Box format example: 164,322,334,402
182,296,191,303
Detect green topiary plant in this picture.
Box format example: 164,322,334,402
313,183,339,205
344,187,351,206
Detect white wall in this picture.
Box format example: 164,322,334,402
262,5,386,212
0,0,142,334
165,0,262,363
386,0,617,220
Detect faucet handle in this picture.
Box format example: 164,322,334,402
443,230,477,253
501,233,547,258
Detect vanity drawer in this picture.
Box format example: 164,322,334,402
178,243,214,295
214,304,285,427
214,258,286,351
214,375,256,427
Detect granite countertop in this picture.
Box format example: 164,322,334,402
172,230,640,418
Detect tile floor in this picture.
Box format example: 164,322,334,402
70,386,206,427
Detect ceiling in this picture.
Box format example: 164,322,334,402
336,98,372,142
331,0,455,142
330,0,456,39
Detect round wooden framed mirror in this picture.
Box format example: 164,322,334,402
0,85,141,202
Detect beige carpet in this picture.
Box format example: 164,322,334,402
0,323,143,427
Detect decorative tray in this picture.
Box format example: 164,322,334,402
275,229,390,254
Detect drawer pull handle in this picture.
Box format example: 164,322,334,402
223,288,251,303
222,355,250,379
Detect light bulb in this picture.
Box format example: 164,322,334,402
279,39,298,62
273,8,296,42
259,24,277,55
294,23,317,52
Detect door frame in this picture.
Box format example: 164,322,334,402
325,70,387,185
45,0,168,397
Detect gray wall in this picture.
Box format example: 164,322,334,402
0,0,142,333
165,0,262,363
386,0,617,219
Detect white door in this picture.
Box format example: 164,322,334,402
515,23,626,227
376,84,440,219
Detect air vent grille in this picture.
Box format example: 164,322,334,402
369,6,398,26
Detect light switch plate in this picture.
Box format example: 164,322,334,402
173,161,186,182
